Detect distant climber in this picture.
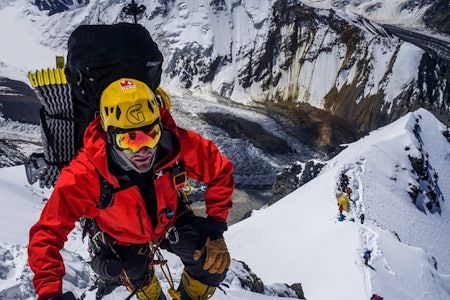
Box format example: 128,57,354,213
339,172,350,191
340,172,349,183
340,182,348,192
359,213,365,224
345,186,353,195
363,249,372,266
337,214,346,222
370,294,383,300
337,193,350,212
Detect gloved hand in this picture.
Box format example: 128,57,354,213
193,237,231,274
47,291,77,300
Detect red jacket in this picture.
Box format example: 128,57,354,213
28,108,234,299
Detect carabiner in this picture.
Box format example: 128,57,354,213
165,226,179,244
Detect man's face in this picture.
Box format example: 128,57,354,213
110,123,161,172
121,146,157,172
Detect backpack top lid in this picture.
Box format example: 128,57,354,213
65,22,164,102
66,22,163,70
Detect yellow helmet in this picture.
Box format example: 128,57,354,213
100,78,160,131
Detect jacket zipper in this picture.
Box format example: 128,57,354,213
136,204,145,235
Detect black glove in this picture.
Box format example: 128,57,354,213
47,292,77,300
204,216,227,240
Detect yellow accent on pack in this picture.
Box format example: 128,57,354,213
55,56,65,69
28,68,68,88
154,86,171,111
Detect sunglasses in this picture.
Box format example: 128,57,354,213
112,123,162,154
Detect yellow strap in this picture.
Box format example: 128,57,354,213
28,71,38,88
43,68,50,85
54,68,62,84
48,68,56,85
55,55,64,69
37,69,44,86
59,68,68,84
27,68,68,87
167,288,182,300
182,180,193,196
153,249,183,300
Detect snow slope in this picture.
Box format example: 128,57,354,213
226,108,450,299
1,109,449,299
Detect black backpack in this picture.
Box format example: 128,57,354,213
25,23,167,188
65,23,164,153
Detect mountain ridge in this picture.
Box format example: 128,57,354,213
227,108,450,299
1,107,449,299
1,0,449,156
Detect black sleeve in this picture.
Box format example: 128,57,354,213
204,216,228,240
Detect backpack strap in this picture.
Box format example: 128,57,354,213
96,171,140,209
97,174,116,209
96,161,188,209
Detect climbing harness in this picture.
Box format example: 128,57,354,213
81,160,194,300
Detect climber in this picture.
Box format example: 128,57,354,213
363,249,372,266
28,79,235,300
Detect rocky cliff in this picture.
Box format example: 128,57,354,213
3,0,449,155
142,0,450,153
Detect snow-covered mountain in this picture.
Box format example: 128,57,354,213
0,2,450,299
1,108,449,299
300,0,450,36
1,0,449,155
33,0,450,38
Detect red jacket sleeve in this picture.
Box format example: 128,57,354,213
178,128,234,223
28,163,99,299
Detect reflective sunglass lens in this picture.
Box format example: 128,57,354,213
114,124,161,153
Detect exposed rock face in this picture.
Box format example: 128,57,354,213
406,116,447,214
21,0,450,153
271,160,325,204
0,140,32,167
422,0,450,35
259,1,449,140
0,78,40,125
151,0,450,150
34,0,87,16
224,260,303,299
4,0,449,192
199,112,294,155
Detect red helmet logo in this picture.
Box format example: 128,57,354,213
119,80,136,90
